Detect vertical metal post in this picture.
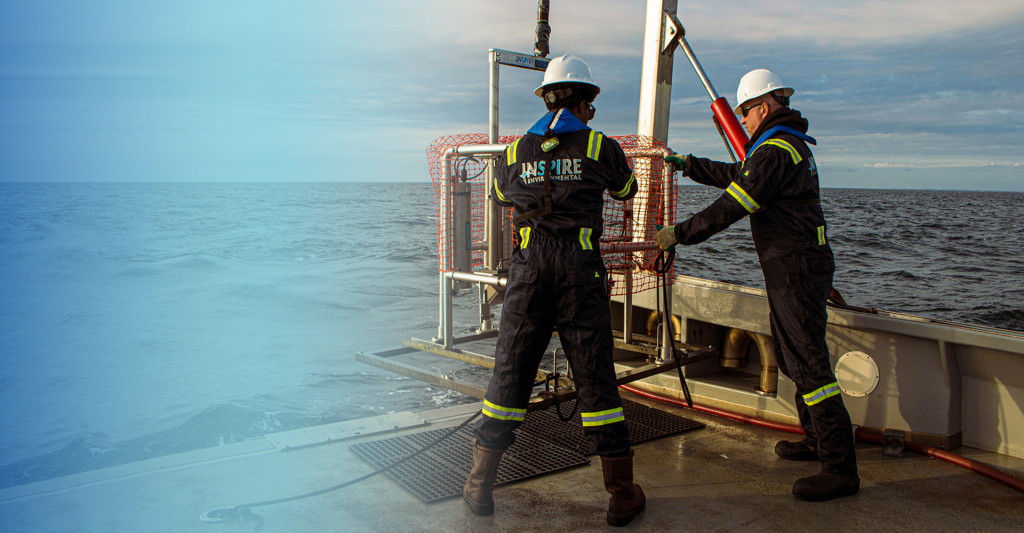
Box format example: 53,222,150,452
436,270,446,343
443,273,454,350
436,151,455,345
660,149,677,363
487,50,501,271
663,151,676,226
454,179,472,289
624,283,634,344
637,0,678,143
481,49,502,332
660,284,673,364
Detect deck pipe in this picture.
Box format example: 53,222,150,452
618,384,1024,494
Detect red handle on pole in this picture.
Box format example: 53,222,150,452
710,97,749,161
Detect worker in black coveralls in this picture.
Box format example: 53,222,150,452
462,54,645,526
656,69,860,502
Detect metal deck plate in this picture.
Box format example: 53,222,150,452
350,398,703,503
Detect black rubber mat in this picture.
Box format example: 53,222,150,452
350,423,589,503
350,397,703,503
521,397,705,455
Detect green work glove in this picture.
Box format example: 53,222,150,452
655,224,678,251
664,154,688,171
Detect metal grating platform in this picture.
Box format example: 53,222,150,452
350,398,703,503
351,424,589,503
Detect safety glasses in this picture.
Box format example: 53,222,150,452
741,101,764,118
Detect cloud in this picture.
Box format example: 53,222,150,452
0,0,1022,187
677,0,1024,44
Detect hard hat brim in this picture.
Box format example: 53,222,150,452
733,86,794,114
534,80,601,98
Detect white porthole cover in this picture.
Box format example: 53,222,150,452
835,351,879,397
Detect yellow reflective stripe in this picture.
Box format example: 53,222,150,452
761,139,802,165
519,227,531,249
726,182,761,213
586,130,603,161
817,225,826,246
581,407,625,427
803,382,841,406
493,177,508,203
611,172,635,198
506,138,521,166
578,227,593,250
482,399,526,421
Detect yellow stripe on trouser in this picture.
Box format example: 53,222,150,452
803,382,841,406
611,172,634,198
586,130,603,160
817,225,826,245
519,227,531,249
581,407,625,427
578,227,593,250
726,182,761,213
482,399,526,421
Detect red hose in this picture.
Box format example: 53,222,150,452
619,384,1024,494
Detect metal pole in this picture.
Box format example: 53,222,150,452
660,147,677,363
446,271,508,287
436,270,446,343
487,50,501,270
482,50,502,332
662,148,675,226
660,284,673,364
436,150,457,346
444,273,454,350
677,36,720,101
637,0,678,143
624,284,634,344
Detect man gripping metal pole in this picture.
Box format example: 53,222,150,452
656,69,860,502
463,54,645,526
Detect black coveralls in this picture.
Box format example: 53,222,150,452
673,108,857,475
475,109,638,457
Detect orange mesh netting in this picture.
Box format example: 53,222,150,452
428,133,677,296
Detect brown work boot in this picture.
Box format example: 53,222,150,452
601,449,646,526
463,440,504,515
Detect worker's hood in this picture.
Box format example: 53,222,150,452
527,109,590,137
746,108,813,149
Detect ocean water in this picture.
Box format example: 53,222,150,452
0,182,1022,489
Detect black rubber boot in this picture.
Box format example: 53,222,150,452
775,438,818,461
793,472,860,502
601,449,646,526
463,440,505,515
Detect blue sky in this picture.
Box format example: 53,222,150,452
1,0,1021,190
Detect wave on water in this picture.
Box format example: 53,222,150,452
0,371,477,490
0,183,1022,491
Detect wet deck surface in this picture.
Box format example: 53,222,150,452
2,392,1023,532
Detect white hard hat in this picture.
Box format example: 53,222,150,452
534,54,601,97
734,69,794,114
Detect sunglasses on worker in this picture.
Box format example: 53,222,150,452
741,101,764,118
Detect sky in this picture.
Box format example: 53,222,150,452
0,0,1022,190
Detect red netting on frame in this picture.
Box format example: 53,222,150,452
427,134,676,296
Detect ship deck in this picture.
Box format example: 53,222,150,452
2,392,1022,532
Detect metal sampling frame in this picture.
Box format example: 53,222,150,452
356,44,717,409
